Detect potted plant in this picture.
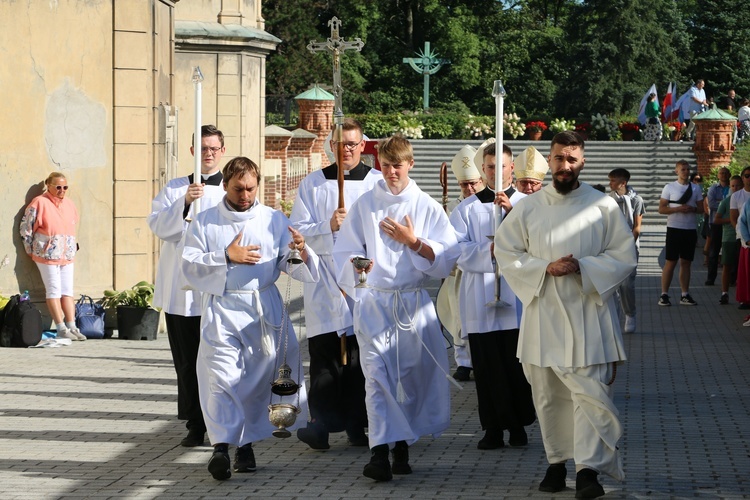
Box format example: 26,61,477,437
101,281,159,340
549,118,576,134
503,112,526,139
575,121,592,140
666,121,683,141
618,121,640,141
525,120,548,140
590,113,619,140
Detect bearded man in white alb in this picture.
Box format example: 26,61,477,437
494,131,636,499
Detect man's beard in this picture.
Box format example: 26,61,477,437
553,172,578,194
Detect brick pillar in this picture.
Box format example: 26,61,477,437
286,130,317,202
693,120,736,176
297,99,334,164
264,126,293,209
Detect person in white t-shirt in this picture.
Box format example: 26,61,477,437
738,99,750,141
658,160,704,306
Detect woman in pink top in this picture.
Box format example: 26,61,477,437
20,172,84,341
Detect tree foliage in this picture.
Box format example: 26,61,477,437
262,0,748,120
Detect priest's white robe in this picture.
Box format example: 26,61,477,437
494,182,636,480
289,162,381,338
182,199,319,446
148,175,225,316
333,179,459,447
450,187,525,336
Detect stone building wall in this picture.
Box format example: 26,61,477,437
0,0,278,313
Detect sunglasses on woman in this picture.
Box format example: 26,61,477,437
55,186,69,191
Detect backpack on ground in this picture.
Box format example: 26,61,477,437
0,294,43,347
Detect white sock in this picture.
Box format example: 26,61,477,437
65,321,77,331
56,322,68,333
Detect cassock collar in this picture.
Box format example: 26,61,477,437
373,178,418,203
188,171,223,186
217,197,261,222
322,161,371,181
475,185,515,204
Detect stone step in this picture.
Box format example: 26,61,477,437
409,139,701,226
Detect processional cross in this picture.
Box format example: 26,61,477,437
307,17,364,128
403,42,449,110
307,17,364,366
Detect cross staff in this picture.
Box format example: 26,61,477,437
308,17,364,365
307,17,364,119
308,17,364,209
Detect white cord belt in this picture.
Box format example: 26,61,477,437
367,286,462,402
225,284,278,355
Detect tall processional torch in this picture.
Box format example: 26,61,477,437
487,80,510,308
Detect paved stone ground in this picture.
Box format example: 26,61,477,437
1,225,749,499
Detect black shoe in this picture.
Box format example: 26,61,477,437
539,463,567,493
679,294,697,306
452,366,472,382
346,428,369,447
233,443,256,473
477,429,504,450
296,421,330,450
207,449,231,480
658,293,671,306
720,293,729,305
180,429,205,447
739,303,750,310
575,468,605,498
363,444,392,481
391,441,412,475
508,427,528,447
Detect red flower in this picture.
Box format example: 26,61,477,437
526,121,548,132
575,122,592,132
667,121,683,131
619,122,640,133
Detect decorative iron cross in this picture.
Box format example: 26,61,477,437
307,17,364,118
403,42,449,110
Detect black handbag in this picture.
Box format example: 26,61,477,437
75,295,106,339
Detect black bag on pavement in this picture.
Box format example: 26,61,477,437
0,294,43,347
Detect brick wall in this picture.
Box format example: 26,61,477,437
264,135,291,208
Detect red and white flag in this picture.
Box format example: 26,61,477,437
662,83,673,120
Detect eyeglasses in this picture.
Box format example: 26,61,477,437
517,179,542,188
54,186,69,191
459,180,482,188
332,140,363,151
201,146,222,155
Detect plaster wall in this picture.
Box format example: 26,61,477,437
173,50,266,197
177,0,262,27
0,1,114,298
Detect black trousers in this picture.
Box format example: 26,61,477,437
468,330,536,431
165,313,205,432
307,332,367,433
707,223,724,283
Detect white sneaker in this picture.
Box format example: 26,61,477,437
57,329,78,340
69,328,87,341
624,315,636,333
743,317,750,327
